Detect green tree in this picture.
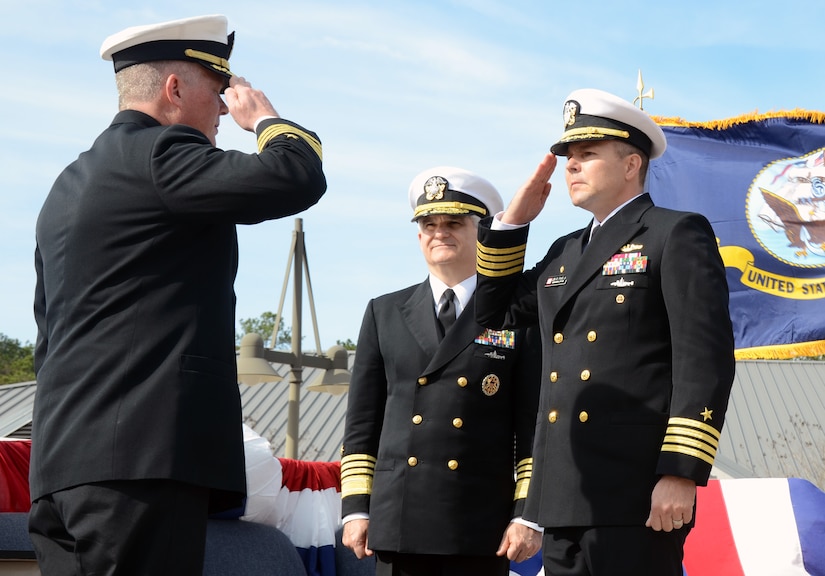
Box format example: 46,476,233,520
237,312,293,349
0,333,36,385
336,338,357,350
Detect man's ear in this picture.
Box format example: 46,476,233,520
164,73,183,109
625,153,642,182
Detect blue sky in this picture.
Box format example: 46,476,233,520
2,0,824,349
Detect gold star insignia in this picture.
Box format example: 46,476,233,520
700,407,713,421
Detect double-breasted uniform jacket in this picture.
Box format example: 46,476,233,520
340,280,541,555
32,110,325,511
475,194,736,528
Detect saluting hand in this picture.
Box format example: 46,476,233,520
224,75,280,132
500,152,557,226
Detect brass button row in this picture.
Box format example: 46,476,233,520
553,330,598,344
550,369,592,382
411,415,463,429
548,411,590,423
419,376,469,387
406,457,459,470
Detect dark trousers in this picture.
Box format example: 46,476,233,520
28,479,211,576
541,526,689,576
375,551,509,576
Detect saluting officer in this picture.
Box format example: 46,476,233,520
475,89,736,576
341,167,542,576
30,14,325,575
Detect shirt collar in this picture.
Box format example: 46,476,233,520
428,274,476,317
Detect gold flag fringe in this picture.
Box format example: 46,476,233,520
653,109,825,130
735,339,825,360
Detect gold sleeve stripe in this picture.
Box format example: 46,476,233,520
478,249,527,263
340,466,375,479
477,242,529,256
514,476,530,501
477,241,527,277
667,417,722,439
341,454,377,466
513,457,533,500
666,425,720,450
661,444,716,466
341,476,373,498
515,458,533,476
340,454,376,498
257,123,323,160
662,434,718,459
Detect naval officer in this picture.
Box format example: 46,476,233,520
30,14,325,575
475,89,735,575
341,167,543,576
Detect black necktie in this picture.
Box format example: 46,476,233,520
584,224,600,251
438,289,456,338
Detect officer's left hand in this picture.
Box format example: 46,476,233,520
645,475,696,532
496,522,542,563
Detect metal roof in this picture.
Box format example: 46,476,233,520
239,354,353,461
0,381,36,439
711,360,825,489
2,359,824,488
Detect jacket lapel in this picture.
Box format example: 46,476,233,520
400,280,440,359
559,195,653,310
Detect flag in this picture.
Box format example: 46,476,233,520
0,439,31,513
648,112,825,359
683,478,825,576
242,425,341,576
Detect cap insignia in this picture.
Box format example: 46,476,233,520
424,176,447,201
563,100,580,128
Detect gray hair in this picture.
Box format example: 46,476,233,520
114,61,196,110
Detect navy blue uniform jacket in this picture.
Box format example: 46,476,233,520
341,280,541,555
32,111,326,511
475,194,735,528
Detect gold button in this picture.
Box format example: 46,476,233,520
408,457,418,467
580,369,591,381
550,371,558,383
447,459,459,470
560,265,565,273
587,330,597,342
418,377,428,385
412,414,423,425
452,418,463,429
548,410,558,423
616,294,625,304
457,376,468,387
553,333,564,344
579,411,589,423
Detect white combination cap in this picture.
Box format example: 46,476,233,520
408,166,503,221
100,14,234,80
550,88,667,159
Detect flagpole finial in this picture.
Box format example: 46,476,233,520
633,69,654,111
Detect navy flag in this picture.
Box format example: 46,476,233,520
648,111,825,359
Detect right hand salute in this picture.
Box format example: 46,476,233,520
224,75,280,131
500,152,557,226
